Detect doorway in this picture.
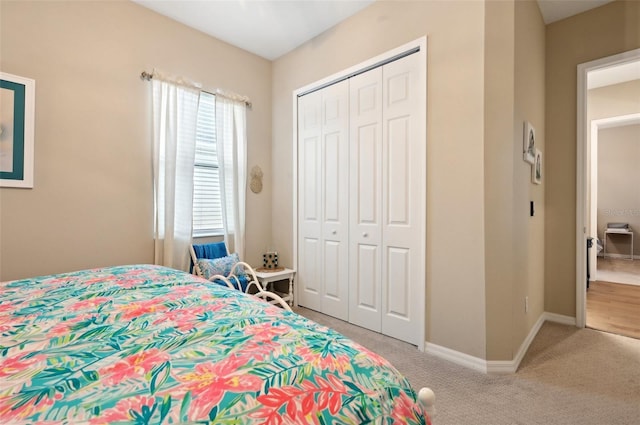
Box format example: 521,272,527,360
589,113,640,283
587,116,640,339
576,49,640,338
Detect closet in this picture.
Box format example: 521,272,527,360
297,49,425,346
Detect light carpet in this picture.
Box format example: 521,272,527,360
296,307,640,425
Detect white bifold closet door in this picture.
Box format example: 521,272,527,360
349,53,422,344
298,52,423,345
297,80,350,320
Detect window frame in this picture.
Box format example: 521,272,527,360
192,92,224,237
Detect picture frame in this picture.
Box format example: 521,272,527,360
532,149,542,185
1,72,35,188
523,121,536,164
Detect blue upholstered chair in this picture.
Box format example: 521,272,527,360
189,241,292,311
189,242,250,291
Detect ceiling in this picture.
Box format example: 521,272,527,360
133,0,617,61
537,0,614,25
132,0,374,60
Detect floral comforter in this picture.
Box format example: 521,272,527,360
0,265,429,424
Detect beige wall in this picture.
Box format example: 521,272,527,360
597,124,640,256
588,79,640,120
273,0,547,361
484,0,545,360
272,0,488,358
545,0,640,316
513,0,546,358
0,1,272,280
483,0,517,360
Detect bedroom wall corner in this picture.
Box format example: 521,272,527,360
483,0,516,362
512,0,546,361
545,0,640,317
483,0,545,362
0,1,272,280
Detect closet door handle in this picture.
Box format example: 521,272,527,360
362,232,369,238
332,230,337,235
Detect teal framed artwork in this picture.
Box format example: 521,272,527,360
0,72,35,188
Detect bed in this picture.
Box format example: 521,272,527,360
0,265,433,424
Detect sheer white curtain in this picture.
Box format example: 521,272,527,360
216,96,247,259
152,74,200,271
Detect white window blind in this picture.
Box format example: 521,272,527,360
193,92,223,236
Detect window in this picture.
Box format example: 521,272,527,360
193,92,223,236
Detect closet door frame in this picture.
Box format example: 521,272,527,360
292,37,427,351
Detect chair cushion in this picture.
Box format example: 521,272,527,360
196,253,246,280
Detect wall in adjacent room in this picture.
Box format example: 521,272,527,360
545,0,640,317
597,124,640,256
0,1,272,280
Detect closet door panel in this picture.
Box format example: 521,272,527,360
349,67,382,331
302,138,320,221
387,117,410,225
300,237,321,294
354,244,379,309
321,80,349,320
323,132,341,221
386,246,410,318
356,126,379,225
297,91,323,311
381,53,423,345
323,240,341,297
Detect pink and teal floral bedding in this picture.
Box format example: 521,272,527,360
0,265,429,424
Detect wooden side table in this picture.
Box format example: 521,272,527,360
254,268,296,306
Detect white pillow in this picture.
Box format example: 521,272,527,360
196,253,246,280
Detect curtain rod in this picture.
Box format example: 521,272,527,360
140,71,252,109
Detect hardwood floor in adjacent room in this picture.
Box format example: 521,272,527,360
587,260,640,339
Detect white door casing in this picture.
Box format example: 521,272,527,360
576,48,640,328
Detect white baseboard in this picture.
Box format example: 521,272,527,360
542,312,576,326
486,313,547,374
425,311,577,374
424,342,488,373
